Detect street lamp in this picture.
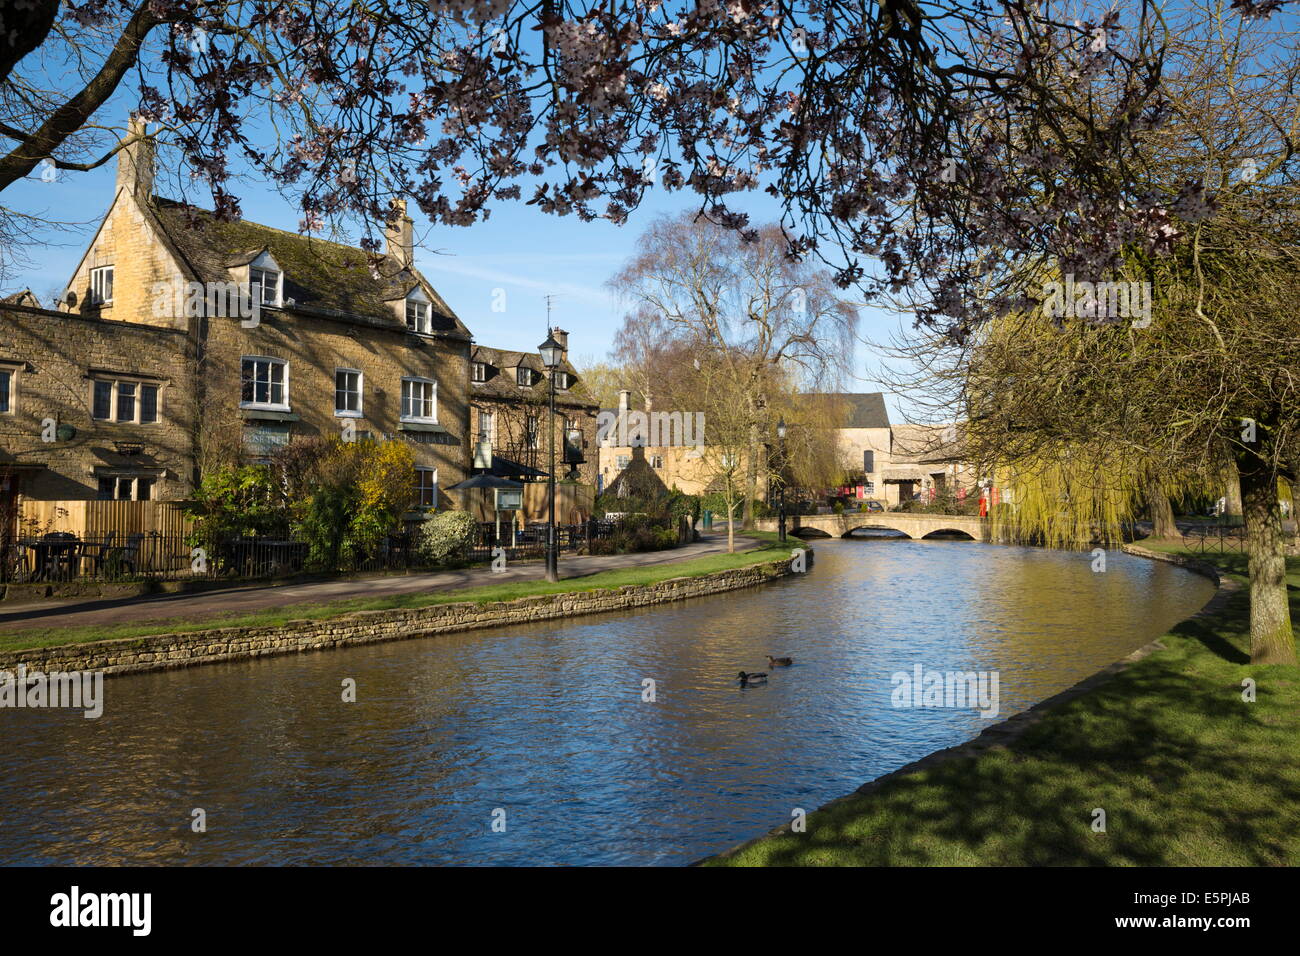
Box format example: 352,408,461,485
539,331,564,582
776,417,787,544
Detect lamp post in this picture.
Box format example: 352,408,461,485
776,418,787,544
539,331,564,582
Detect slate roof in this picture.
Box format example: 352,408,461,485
148,197,469,338
470,344,597,410
812,392,890,429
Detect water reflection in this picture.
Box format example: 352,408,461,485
0,540,1212,866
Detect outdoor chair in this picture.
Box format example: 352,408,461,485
80,531,117,577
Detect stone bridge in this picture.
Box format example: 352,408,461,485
753,511,989,541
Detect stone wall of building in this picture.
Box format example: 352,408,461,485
0,304,197,501
200,311,471,506
0,554,808,678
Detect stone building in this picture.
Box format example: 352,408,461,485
2,116,474,532
0,303,197,519
469,329,599,486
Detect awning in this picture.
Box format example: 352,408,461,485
488,455,549,480
881,467,930,482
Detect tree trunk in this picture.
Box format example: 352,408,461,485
742,418,759,530
726,496,736,554
1146,477,1178,540
1223,464,1244,524
1239,463,1296,665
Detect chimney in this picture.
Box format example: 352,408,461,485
617,389,630,414
115,115,155,199
385,198,414,266
550,326,568,357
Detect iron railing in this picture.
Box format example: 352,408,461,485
0,521,622,584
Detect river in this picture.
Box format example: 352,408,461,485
0,538,1213,865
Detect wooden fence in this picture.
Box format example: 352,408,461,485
17,499,194,538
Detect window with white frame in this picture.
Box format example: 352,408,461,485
406,299,431,334
477,408,494,444
616,454,630,469
650,454,664,469
91,377,160,423
553,370,570,390
401,377,437,422
525,414,539,449
241,356,289,409
414,467,438,507
334,368,362,416
97,475,156,501
250,266,281,306
89,266,114,305
516,366,533,387
471,362,487,382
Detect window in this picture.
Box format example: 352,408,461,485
406,300,431,334
471,362,487,382
91,378,160,423
414,467,438,508
0,369,12,414
241,356,288,409
553,371,570,390
526,415,539,449
516,366,533,387
651,455,664,469
616,454,630,469
863,450,875,473
864,480,876,495
89,266,114,305
477,409,494,444
335,369,362,416
97,475,155,501
401,377,436,422
250,267,280,306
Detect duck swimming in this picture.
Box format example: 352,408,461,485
738,671,768,686
767,655,793,667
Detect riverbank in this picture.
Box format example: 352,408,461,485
0,534,805,673
707,541,1300,866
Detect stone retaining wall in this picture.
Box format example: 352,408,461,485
0,553,809,678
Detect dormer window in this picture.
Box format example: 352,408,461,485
472,362,487,382
516,367,533,387
554,371,570,390
248,252,283,307
407,301,430,333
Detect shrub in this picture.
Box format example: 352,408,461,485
417,510,479,565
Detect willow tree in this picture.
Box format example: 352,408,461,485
610,213,857,528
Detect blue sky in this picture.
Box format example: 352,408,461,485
4,132,911,417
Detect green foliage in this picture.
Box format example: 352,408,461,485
293,439,415,570
417,510,480,565
186,465,287,550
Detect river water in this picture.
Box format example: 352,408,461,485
0,538,1212,866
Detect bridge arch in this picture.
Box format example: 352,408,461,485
920,528,977,541
840,524,914,539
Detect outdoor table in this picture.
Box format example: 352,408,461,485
18,534,81,581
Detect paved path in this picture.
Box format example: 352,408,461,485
0,534,756,635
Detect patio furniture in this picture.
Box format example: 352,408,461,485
118,532,145,575
33,532,80,581
80,531,117,577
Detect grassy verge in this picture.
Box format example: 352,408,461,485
0,534,792,654
709,544,1300,866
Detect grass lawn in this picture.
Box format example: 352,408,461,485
708,543,1300,866
0,534,793,654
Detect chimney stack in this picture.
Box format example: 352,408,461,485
115,115,155,199
618,389,630,414
550,327,568,357
385,198,414,267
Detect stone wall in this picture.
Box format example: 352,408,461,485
0,553,809,678
0,304,197,500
